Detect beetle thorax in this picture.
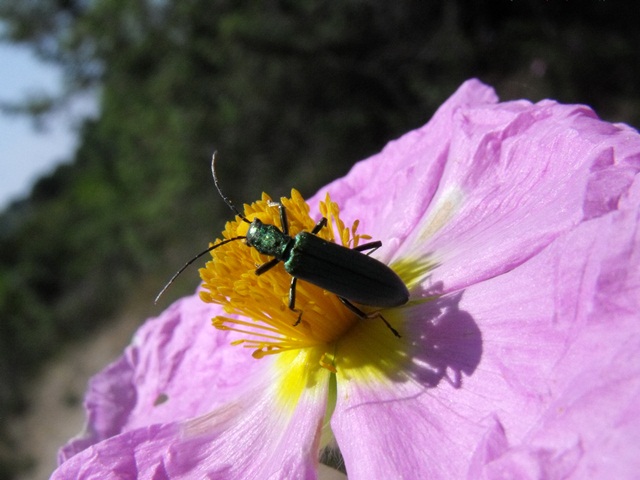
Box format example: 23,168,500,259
245,218,292,259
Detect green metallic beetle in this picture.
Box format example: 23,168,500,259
156,153,409,337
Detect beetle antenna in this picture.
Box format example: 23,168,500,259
211,152,250,224
155,236,246,304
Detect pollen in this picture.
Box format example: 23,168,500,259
199,190,372,367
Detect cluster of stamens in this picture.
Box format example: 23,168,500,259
199,191,372,363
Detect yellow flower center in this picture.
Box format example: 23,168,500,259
199,190,380,371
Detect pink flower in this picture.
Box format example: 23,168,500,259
54,79,640,479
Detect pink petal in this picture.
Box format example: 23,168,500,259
308,79,499,263
53,423,179,479
333,203,640,478
53,370,330,479
331,82,640,478
311,80,639,296
414,98,639,294
59,291,267,463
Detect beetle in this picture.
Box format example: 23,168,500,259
156,153,409,337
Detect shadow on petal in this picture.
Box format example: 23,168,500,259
402,288,482,389
336,286,482,392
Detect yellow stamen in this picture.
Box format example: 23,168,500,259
199,190,372,367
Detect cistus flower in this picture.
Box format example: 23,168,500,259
54,79,640,479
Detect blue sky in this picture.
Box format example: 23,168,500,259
0,42,81,210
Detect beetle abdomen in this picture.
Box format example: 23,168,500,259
285,232,409,307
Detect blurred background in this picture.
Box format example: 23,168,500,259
0,1,638,478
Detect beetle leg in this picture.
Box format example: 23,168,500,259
289,277,304,326
338,297,401,338
352,240,382,256
311,217,328,235
268,201,290,236
255,257,280,275
279,204,290,236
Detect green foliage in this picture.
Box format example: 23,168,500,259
0,0,638,476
